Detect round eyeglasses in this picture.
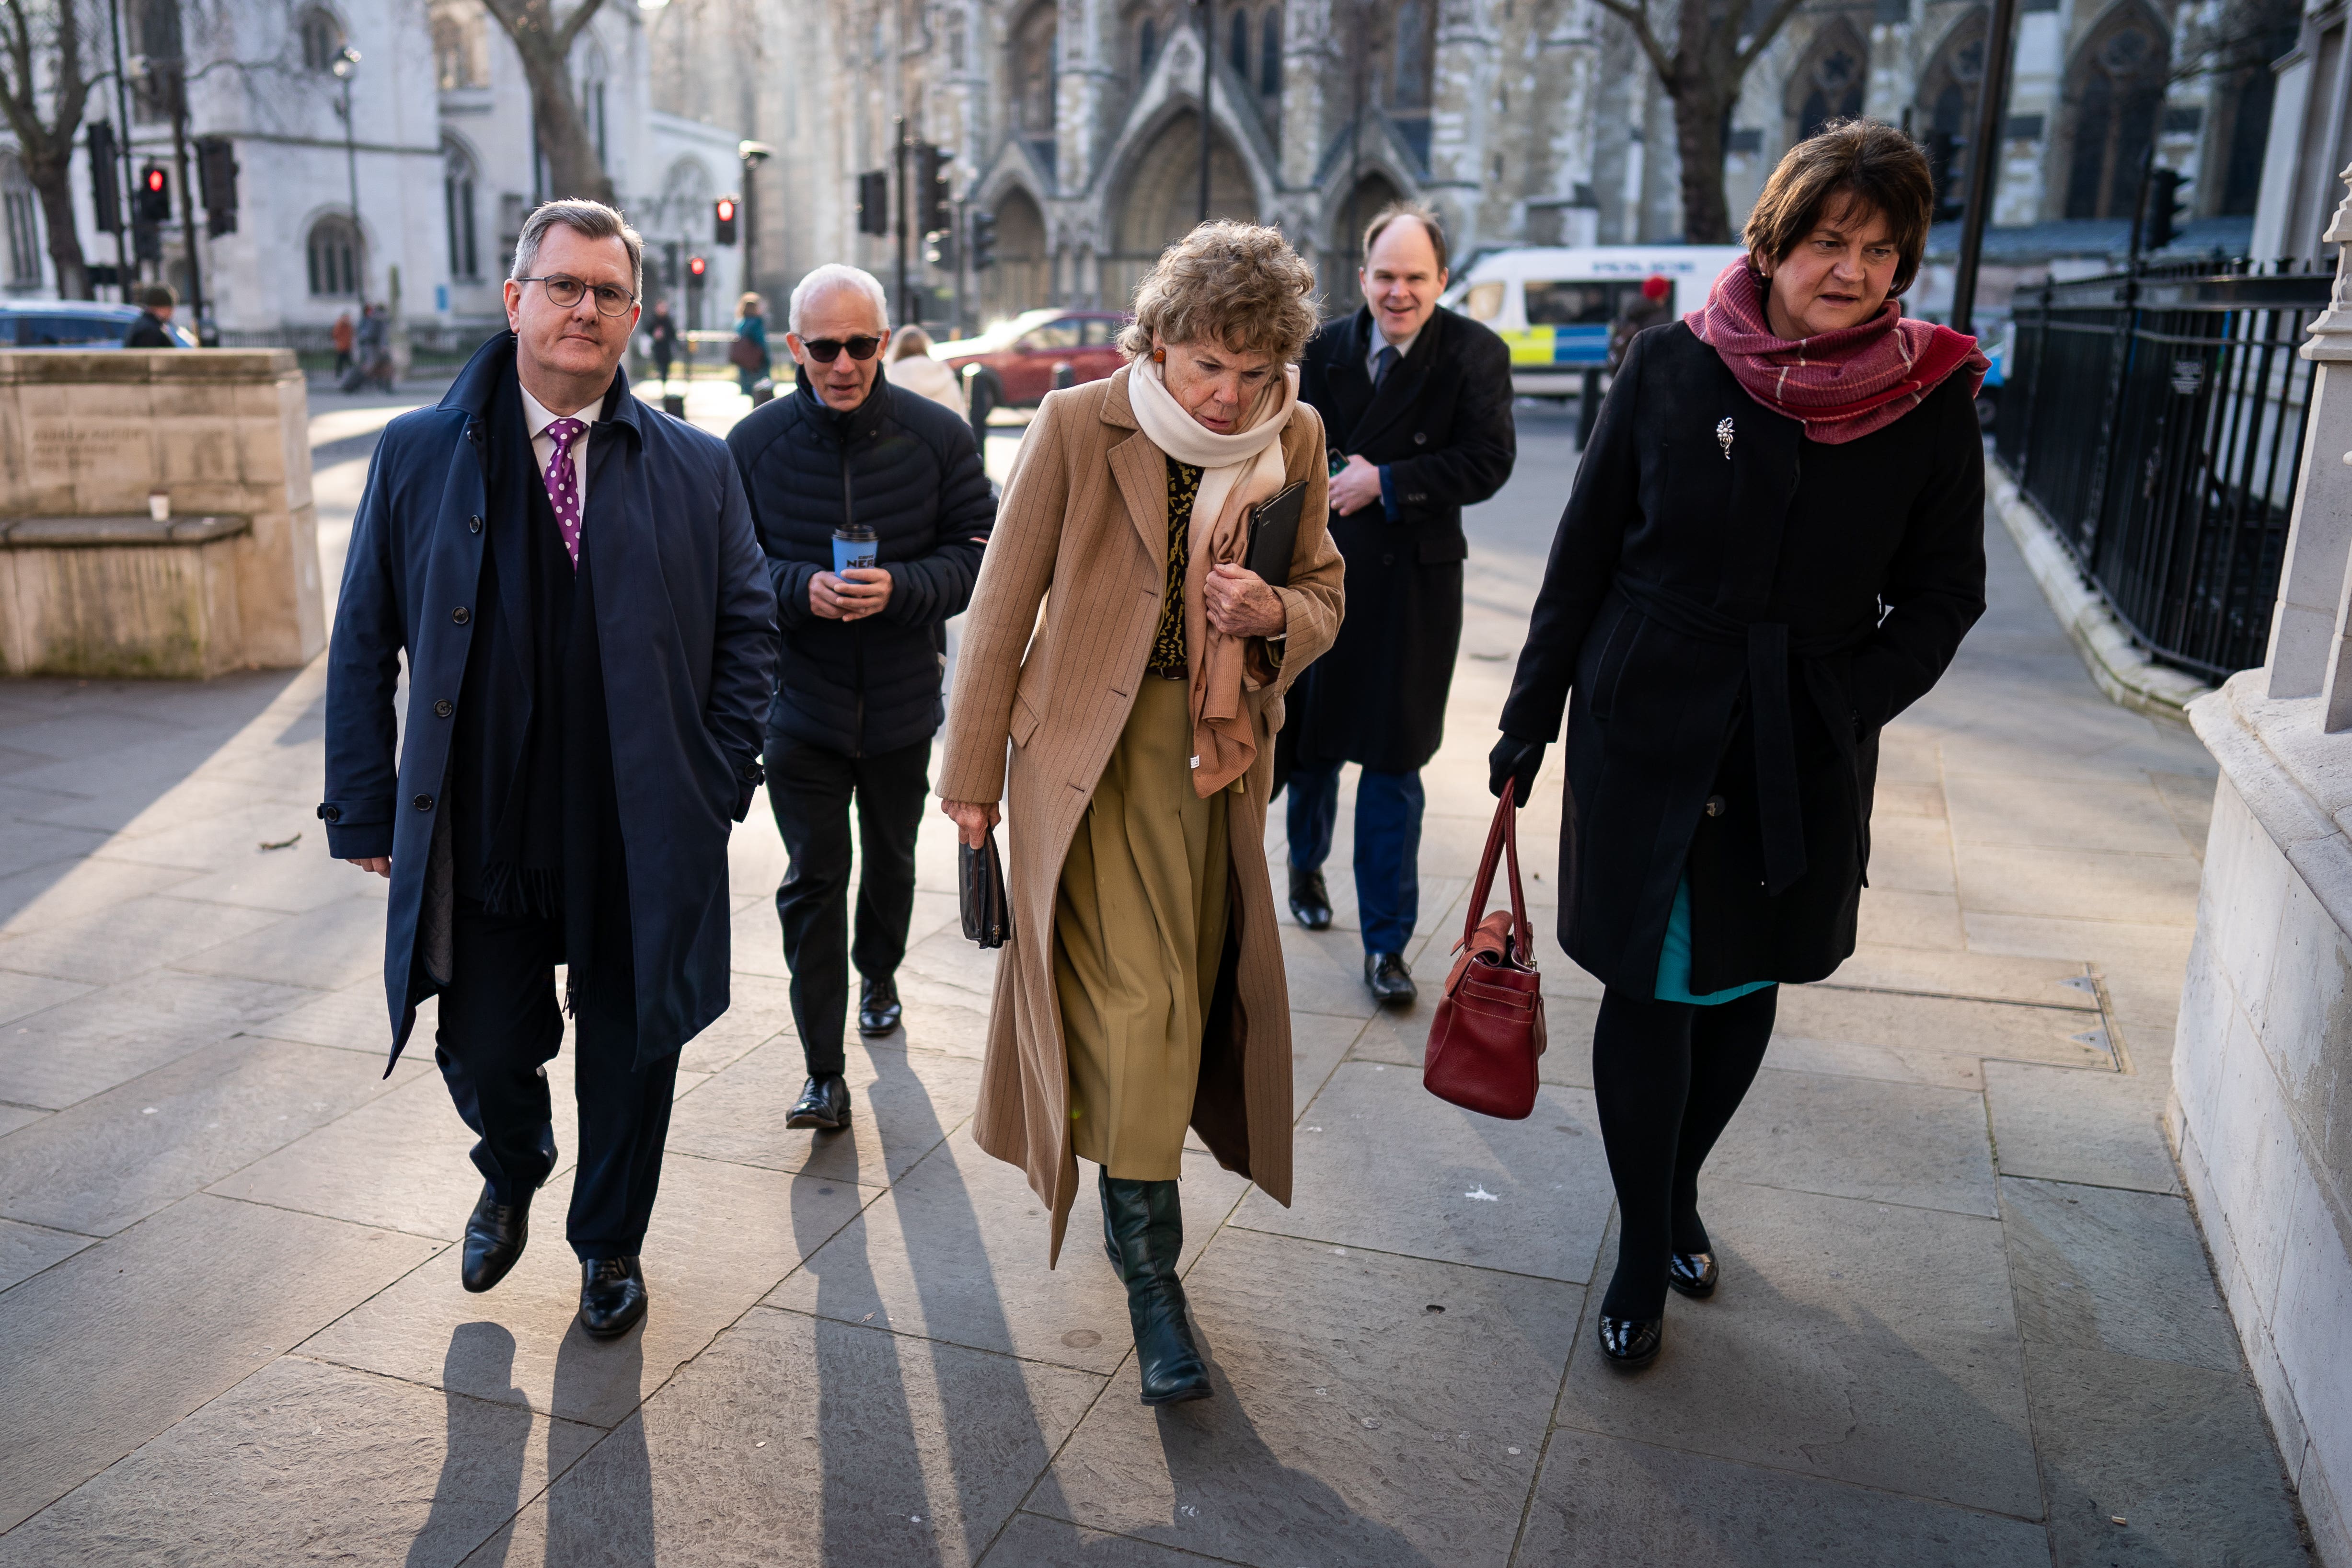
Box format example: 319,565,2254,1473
517,275,638,317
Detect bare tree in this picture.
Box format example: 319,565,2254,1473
1590,0,1811,242
479,0,615,206
0,0,96,298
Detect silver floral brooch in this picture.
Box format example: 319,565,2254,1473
1716,417,1735,460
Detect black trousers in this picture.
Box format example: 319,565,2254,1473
1591,984,1777,1319
766,733,932,1076
433,900,678,1262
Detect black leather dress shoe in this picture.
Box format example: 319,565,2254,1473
786,1074,852,1130
461,1184,532,1294
1597,1314,1663,1368
858,975,903,1036
1365,952,1417,1006
1289,867,1333,931
579,1257,648,1339
1668,1251,1718,1299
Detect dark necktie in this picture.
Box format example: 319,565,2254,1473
1372,345,1398,391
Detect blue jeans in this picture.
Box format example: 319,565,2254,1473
1286,761,1423,955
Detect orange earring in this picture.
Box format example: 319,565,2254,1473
1151,347,1166,363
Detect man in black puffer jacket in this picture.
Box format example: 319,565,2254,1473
727,264,994,1131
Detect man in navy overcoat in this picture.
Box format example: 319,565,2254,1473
320,200,777,1339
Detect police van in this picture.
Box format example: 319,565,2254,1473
1440,246,1745,396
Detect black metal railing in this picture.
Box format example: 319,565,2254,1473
1999,261,2331,680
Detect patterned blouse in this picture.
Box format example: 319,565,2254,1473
1148,456,1201,679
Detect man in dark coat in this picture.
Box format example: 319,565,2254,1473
1289,204,1516,1004
726,264,992,1132
322,200,777,1340
123,284,177,347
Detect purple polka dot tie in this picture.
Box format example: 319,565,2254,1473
542,416,585,569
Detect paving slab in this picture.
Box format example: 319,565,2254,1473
1944,772,2200,857
0,856,201,934
1772,984,2105,1092
0,1193,441,1532
0,1035,417,1235
480,1305,1104,1567
165,893,387,992
0,1213,92,1290
1822,946,2092,1007
0,969,312,1110
302,1153,870,1428
0,893,286,985
676,969,796,1076
147,842,383,914
1554,1182,2039,1518
0,969,90,1028
0,1353,602,1568
1956,846,2202,927
1288,1008,1362,1112
2026,1342,2309,1568
765,1129,1250,1379
1034,1226,1577,1568
891,925,1009,1061
0,819,109,881
1985,1061,2179,1194
980,1514,1234,1565
1515,1429,2052,1566
1233,1061,1612,1283
2000,1177,2242,1372
1706,1067,1999,1218
1865,813,1958,893
243,978,420,1055
666,1036,982,1188
1345,993,1602,1089
1856,887,1968,949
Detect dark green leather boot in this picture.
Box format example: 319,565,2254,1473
1098,1169,1212,1406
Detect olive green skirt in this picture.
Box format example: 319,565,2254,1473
1053,675,1231,1180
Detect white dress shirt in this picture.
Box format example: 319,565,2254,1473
1367,323,1421,381
519,380,594,515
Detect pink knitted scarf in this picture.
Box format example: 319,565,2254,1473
1684,258,1988,445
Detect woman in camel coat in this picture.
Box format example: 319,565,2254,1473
939,222,1343,1405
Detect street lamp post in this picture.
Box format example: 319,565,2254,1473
331,46,363,308
739,139,773,306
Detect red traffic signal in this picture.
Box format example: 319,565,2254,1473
686,254,707,280
143,167,165,194
713,196,737,246
133,164,172,225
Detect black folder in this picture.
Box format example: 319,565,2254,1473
1244,479,1308,587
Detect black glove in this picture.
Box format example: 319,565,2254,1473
1488,735,1545,807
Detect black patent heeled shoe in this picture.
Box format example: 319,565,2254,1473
1667,1251,1718,1299
1597,1314,1663,1368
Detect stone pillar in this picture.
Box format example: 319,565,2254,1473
2175,160,2352,1568
0,350,322,679
1538,0,1602,250
1057,0,1117,196
1427,0,1499,255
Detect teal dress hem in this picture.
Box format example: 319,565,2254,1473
1654,876,1776,1006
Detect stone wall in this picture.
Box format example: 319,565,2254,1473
0,350,323,679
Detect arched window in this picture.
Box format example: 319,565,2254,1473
1013,1,1058,135
297,6,344,72
1788,23,1867,144
444,138,480,280
1138,14,1158,79
1917,11,1986,216
307,215,361,297
1260,7,1281,95
1230,9,1251,77
2061,5,2169,219
429,0,488,90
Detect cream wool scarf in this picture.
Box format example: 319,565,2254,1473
1124,357,1297,796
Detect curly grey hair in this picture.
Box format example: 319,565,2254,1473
1118,221,1321,365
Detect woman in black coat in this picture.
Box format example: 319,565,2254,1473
1489,122,1988,1368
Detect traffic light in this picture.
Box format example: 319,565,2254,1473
88,121,121,234
195,136,238,237
2143,167,2191,252
969,209,997,271
857,169,889,236
925,226,957,270
915,143,952,239
135,164,171,225
686,254,707,287
714,195,737,246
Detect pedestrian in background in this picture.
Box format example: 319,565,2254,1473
938,222,1343,1407
728,264,994,1133
124,284,177,347
1288,203,1515,1006
1609,275,1672,373
732,292,771,400
332,309,355,375
887,324,968,417
322,199,777,1342
1489,121,1987,1370
648,299,678,386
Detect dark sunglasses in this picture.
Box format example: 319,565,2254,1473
802,334,883,363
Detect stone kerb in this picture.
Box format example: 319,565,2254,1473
0,348,322,679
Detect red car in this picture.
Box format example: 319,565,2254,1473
931,308,1130,427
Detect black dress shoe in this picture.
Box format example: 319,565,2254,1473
1597,1314,1663,1368
1289,867,1333,931
858,975,903,1036
461,1184,532,1294
1099,1170,1213,1406
579,1257,648,1339
1668,1251,1718,1299
1365,952,1416,1006
786,1074,852,1130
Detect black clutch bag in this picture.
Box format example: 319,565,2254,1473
1245,479,1307,588
960,830,1010,948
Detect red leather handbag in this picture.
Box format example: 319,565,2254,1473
1424,792,1547,1119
